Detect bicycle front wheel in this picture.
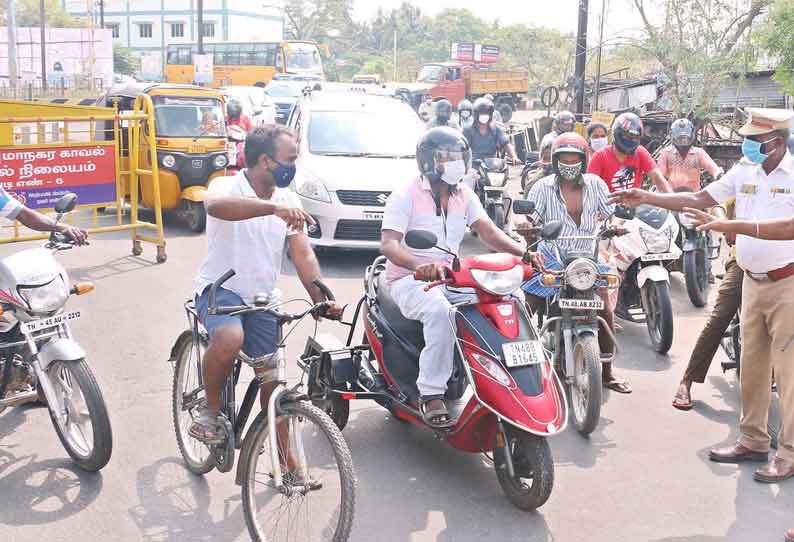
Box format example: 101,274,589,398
241,401,356,542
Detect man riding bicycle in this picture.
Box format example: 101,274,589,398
189,125,343,466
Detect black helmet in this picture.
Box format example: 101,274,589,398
670,118,695,150
227,99,243,120
436,99,453,123
416,127,471,182
554,110,576,134
612,112,643,155
473,97,494,125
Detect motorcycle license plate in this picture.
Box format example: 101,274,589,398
502,340,545,368
559,298,604,310
641,252,676,262
21,311,81,334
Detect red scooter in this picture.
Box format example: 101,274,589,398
300,211,568,511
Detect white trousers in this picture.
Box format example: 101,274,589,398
389,276,476,397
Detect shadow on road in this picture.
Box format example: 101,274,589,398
67,256,159,282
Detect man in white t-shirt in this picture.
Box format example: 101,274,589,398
381,127,540,428
190,125,342,463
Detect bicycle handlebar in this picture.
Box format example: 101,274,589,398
208,269,236,315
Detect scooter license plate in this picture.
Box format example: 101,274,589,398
502,340,545,368
21,311,81,334
641,252,676,261
559,298,604,310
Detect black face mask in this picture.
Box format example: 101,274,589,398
674,144,692,155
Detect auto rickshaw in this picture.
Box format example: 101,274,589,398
97,83,229,232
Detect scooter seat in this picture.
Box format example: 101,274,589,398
376,274,425,349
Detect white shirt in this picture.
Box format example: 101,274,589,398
706,151,794,273
193,170,301,301
381,176,488,282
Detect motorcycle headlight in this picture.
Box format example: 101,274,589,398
471,351,512,387
161,154,176,169
213,154,228,169
640,225,673,253
470,265,524,296
18,277,68,315
295,175,332,203
565,258,598,291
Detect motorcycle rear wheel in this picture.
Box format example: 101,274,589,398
46,359,113,472
643,281,674,354
684,249,709,308
568,334,602,436
492,204,506,232
494,428,554,511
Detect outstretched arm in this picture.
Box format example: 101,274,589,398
683,208,794,240
608,187,717,211
17,208,88,244
206,194,314,231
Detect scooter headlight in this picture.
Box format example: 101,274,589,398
471,265,524,296
639,225,673,253
213,154,228,169
470,351,512,387
564,258,598,291
18,277,69,315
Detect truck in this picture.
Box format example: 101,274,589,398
414,62,528,122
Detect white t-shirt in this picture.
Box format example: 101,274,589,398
193,170,302,302
706,151,794,273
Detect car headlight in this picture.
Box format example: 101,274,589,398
213,154,228,169
161,154,176,169
640,225,673,253
295,175,332,203
471,351,512,386
470,265,524,296
565,258,598,291
18,277,68,315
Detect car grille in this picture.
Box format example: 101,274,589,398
334,220,382,241
336,190,392,207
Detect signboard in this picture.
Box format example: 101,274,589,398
0,144,117,209
591,111,616,129
193,53,214,84
450,43,500,64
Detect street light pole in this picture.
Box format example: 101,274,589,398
574,0,589,116
197,0,204,54
7,0,18,92
393,29,397,82
99,0,105,29
40,0,47,90
593,0,607,112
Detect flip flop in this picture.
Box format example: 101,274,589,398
603,376,632,394
419,395,454,429
672,385,694,411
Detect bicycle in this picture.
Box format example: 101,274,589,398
168,269,356,542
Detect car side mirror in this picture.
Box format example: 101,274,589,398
54,192,78,215
405,230,438,250
614,205,635,220
512,199,536,215
541,220,563,240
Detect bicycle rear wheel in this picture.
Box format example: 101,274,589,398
241,401,355,542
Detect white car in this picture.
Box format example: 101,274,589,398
220,86,277,126
287,91,425,249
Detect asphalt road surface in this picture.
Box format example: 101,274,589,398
0,203,791,542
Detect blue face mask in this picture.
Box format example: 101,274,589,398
742,137,773,165
268,157,297,188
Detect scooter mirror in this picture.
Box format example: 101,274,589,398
541,220,564,240
54,192,78,215
405,230,438,250
512,199,536,215
613,205,635,220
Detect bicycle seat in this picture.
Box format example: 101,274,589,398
375,273,425,349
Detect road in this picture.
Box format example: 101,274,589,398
0,206,791,542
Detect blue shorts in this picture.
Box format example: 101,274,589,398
195,286,279,359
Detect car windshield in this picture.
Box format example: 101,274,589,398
153,96,226,138
308,109,424,156
285,43,323,74
265,84,301,98
417,65,443,83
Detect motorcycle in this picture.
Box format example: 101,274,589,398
611,204,681,354
0,193,112,471
472,157,511,231
302,205,568,511
529,206,625,435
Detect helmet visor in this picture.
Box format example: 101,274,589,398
435,149,470,166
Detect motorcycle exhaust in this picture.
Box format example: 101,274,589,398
0,389,38,407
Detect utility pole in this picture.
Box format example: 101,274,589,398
593,0,607,112
40,0,47,90
392,29,397,82
574,0,589,116
197,0,204,54
7,0,18,93
99,0,105,28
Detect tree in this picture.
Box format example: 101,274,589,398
758,0,794,95
0,0,86,27
631,0,771,115
113,45,139,76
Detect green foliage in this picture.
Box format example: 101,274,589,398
0,0,86,27
113,45,139,76
758,0,794,95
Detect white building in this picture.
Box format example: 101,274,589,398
62,0,284,80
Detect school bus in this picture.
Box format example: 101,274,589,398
165,40,325,87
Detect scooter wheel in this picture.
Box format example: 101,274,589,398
494,429,554,511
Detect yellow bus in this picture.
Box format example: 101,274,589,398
165,40,324,87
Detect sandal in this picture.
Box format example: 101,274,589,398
188,409,226,445
603,375,632,394
269,470,323,491
672,384,694,410
419,395,454,429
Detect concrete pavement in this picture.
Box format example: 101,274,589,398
0,209,791,542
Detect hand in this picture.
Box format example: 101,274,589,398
59,224,88,245
514,221,538,241
608,189,647,208
414,263,444,282
524,251,545,271
682,207,733,233
314,301,345,321
275,206,315,232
